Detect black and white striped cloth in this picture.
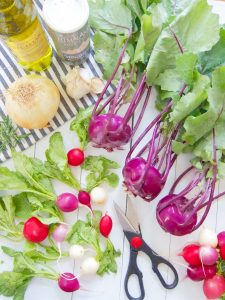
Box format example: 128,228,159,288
0,0,112,162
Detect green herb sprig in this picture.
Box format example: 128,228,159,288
0,116,30,153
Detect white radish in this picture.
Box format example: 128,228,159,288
90,187,107,204
81,257,100,274
199,228,218,248
69,245,85,259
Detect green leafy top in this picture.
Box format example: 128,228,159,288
0,116,30,154
70,106,93,149
44,132,80,190
88,0,132,35
0,246,58,300
0,196,22,241
198,28,225,75
67,211,121,276
81,156,120,191
146,0,220,84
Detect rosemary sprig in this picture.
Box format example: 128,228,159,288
0,116,30,153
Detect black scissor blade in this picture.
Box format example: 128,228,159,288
114,202,139,234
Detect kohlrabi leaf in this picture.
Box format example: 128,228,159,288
176,53,198,85
170,73,210,123
154,69,183,92
198,28,225,75
134,14,162,63
125,0,143,19
183,67,225,144
146,0,220,84
193,120,225,162
93,31,122,79
88,0,132,35
161,0,192,16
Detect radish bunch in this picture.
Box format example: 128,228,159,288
180,228,225,299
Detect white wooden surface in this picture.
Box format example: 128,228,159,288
1,2,225,299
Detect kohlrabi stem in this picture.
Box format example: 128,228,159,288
131,87,152,138
169,27,184,54
146,122,161,166
182,180,211,219
193,129,217,230
92,34,131,116
109,71,125,115
169,166,194,194
96,93,115,115
160,126,179,181
121,75,147,126
159,171,207,211
126,101,173,162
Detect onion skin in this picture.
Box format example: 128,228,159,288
5,75,60,129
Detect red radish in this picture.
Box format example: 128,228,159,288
220,245,225,260
199,246,218,266
203,275,225,299
179,244,201,266
67,148,84,166
58,273,80,293
218,231,225,247
187,265,216,281
56,193,78,212
131,236,143,249
99,214,112,238
52,224,68,243
23,217,49,243
78,191,91,208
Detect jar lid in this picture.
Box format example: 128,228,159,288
43,0,89,34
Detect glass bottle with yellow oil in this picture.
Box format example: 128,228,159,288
0,0,52,71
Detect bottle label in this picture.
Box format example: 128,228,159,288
48,22,90,63
6,18,50,63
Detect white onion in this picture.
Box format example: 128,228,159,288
81,257,99,274
69,245,85,259
199,228,218,248
90,186,107,204
5,75,60,129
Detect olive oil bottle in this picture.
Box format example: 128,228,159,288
0,0,52,71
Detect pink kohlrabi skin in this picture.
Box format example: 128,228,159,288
156,194,197,236
123,157,163,201
88,114,132,150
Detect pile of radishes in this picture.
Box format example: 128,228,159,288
180,228,225,299
21,146,114,294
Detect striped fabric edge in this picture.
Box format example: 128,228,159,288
0,0,114,163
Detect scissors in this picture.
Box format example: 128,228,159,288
114,201,179,300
